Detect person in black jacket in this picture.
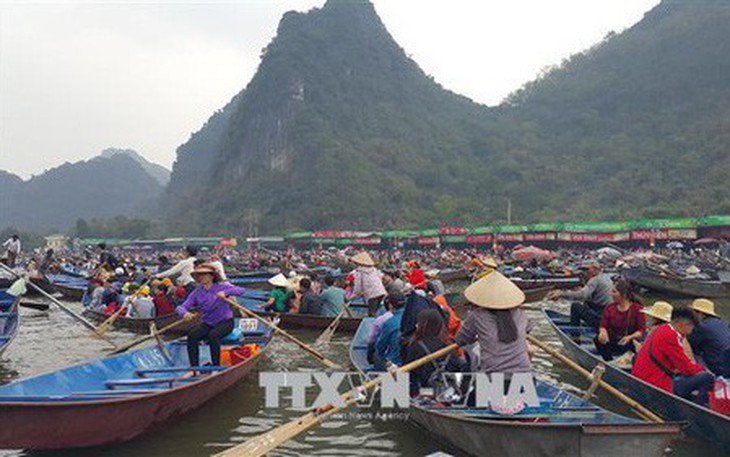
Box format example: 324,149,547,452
403,309,467,397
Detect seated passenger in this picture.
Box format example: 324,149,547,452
688,298,730,377
367,293,397,366
456,271,533,375
374,293,406,369
594,279,646,361
297,278,324,315
128,286,156,318
262,273,293,313
632,307,715,406
404,309,468,396
319,275,346,317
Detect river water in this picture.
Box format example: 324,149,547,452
0,289,725,457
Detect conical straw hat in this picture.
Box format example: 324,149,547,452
641,301,673,323
691,298,717,317
464,271,525,309
351,251,375,267
268,273,291,288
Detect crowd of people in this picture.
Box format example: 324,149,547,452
547,260,730,408
5,234,730,409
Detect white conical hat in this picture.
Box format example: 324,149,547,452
351,251,375,267
464,271,525,309
268,273,290,288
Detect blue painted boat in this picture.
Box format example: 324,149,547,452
545,309,730,450
0,318,272,450
350,318,679,457
47,273,89,301
0,289,20,356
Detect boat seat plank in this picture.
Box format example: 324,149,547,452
71,389,165,396
106,376,197,388
136,366,226,376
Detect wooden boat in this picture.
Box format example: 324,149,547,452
46,274,89,301
438,267,470,283
0,290,20,356
522,284,553,303
0,318,273,450
239,293,367,332
58,264,91,278
350,318,679,457
51,281,86,301
510,275,583,290
545,309,730,449
623,267,730,298
82,308,196,336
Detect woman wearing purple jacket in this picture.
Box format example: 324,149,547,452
176,264,245,367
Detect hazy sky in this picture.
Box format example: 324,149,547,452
0,0,660,179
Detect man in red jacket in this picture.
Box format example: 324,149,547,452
632,307,715,406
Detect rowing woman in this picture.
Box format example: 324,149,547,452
176,264,246,367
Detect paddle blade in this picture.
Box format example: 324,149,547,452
315,315,342,345
7,278,27,297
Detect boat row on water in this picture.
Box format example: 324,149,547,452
0,317,273,450
349,318,680,457
624,267,730,298
545,309,730,449
3,248,730,455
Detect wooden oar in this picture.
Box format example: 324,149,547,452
526,335,663,423
107,317,194,355
221,296,341,369
95,279,152,336
0,263,118,348
315,302,352,345
215,343,458,457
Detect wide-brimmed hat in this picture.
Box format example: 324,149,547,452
642,301,673,323
351,252,375,267
481,257,499,269
691,298,717,317
191,264,221,282
686,265,701,275
464,271,525,309
268,273,291,288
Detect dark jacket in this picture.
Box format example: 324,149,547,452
689,316,730,376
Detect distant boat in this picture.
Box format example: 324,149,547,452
0,289,20,356
82,308,196,336
545,308,730,449
0,318,273,450
624,267,730,298
46,274,88,301
350,318,680,457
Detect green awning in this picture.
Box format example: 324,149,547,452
286,231,313,240
470,226,494,235
563,221,629,233
493,224,528,234
631,218,698,230
701,215,730,227
441,235,467,243
420,228,440,237
528,222,564,232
